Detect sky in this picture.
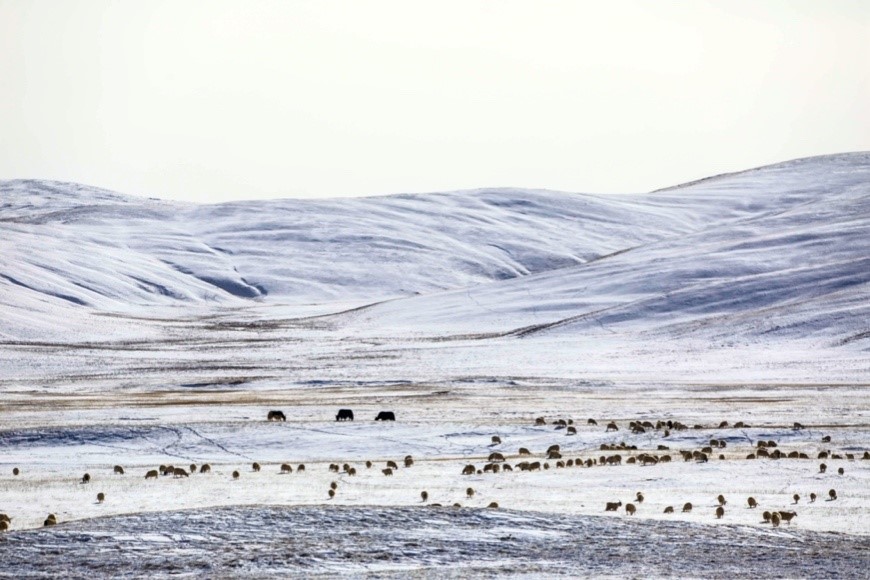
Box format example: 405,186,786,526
1,0,868,202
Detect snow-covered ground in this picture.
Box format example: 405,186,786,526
1,153,868,575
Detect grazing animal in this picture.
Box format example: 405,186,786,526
863,451,870,460
462,464,476,475
518,447,531,456
828,489,837,500
267,410,286,422
810,493,817,503
145,470,159,479
771,513,781,527
375,411,396,421
0,514,9,523
547,445,561,454
529,461,541,471
173,467,189,478
467,487,475,498
387,460,399,470
252,462,261,472
488,452,505,462
81,473,91,484
682,503,692,513
336,409,354,421
822,435,831,443
190,464,197,473
232,470,240,479
330,481,338,490
793,422,804,430
763,511,772,522
200,464,211,473
715,506,724,519
547,451,562,460
491,436,502,445
162,466,174,476
636,492,644,503
281,463,293,474
819,463,827,473
664,506,674,514
502,464,513,472
838,467,845,475
113,465,124,475
382,468,393,476
405,456,414,467
97,492,105,503
567,426,577,435
297,464,305,472
12,467,19,476
0,521,8,532
793,494,800,504
717,494,726,506
348,467,357,476
779,511,797,525
747,497,758,509
366,461,373,469
330,464,340,473
588,418,598,425
535,417,546,425
719,421,728,428
605,501,622,512
625,503,636,516
487,502,499,509
606,422,618,432
328,489,335,499
421,491,428,502
43,518,55,527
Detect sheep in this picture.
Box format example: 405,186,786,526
771,512,781,527
232,470,240,479
382,468,393,476
636,492,644,503
297,464,305,472
467,487,475,498
421,491,428,502
762,511,772,522
145,469,159,479
189,464,197,473
113,465,125,475
281,463,293,474
819,463,827,473
793,494,800,504
173,467,189,478
717,494,727,506
491,436,502,445
838,467,845,475
747,497,758,509
462,464,476,475
12,467,19,476
81,473,91,484
386,460,399,470
606,422,618,432
328,488,335,499
518,447,531,456
487,502,499,509
200,464,211,473
810,493,817,503
778,511,797,525
625,503,637,516
252,462,261,472
664,506,674,514
97,492,105,503
604,501,622,512
330,481,338,490
715,506,725,519
828,489,837,500
682,503,692,513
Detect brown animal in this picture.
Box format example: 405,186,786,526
145,469,159,479
762,511,772,522
328,489,335,499
366,461,373,469
606,422,618,432
535,417,546,426
819,463,827,473
189,464,197,473
518,447,531,456
838,467,844,475
567,426,577,435
421,491,428,502
719,421,728,428
715,506,724,519
488,452,505,462
810,493,817,503
252,462,261,472
267,410,286,422
821,435,831,443
329,464,340,472
605,501,622,512
636,492,644,503
547,445,560,454
281,463,293,473
43,518,55,527
747,497,758,509
200,464,211,473
467,487,475,498
663,506,674,514
386,460,399,470
778,511,797,525
625,503,637,516
348,467,357,476
771,512,781,527
793,494,800,504
547,451,562,460
502,464,512,472
97,492,105,503
297,464,305,472
588,418,598,425
382,468,393,476
0,514,9,523
682,503,692,513
462,464,476,475
173,467,189,478
330,481,338,490
491,436,502,445
0,521,8,532
404,456,414,467
487,502,499,508
113,465,125,475
12,467,19,476
81,473,91,484
717,494,726,506
828,489,837,500
529,461,541,471
232,470,240,479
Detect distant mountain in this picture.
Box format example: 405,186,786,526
2,152,868,347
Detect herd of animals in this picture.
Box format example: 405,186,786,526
0,410,864,532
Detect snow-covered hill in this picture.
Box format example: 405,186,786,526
1,152,869,347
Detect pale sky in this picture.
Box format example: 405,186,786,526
1,1,868,202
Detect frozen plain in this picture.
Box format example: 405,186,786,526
0,153,869,577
